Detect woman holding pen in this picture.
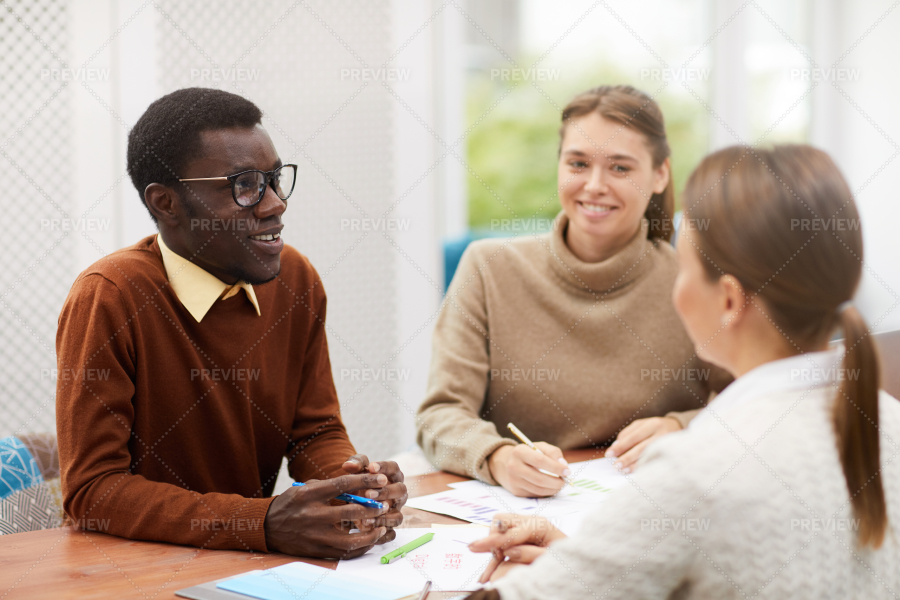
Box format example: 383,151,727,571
464,145,900,599
417,85,729,497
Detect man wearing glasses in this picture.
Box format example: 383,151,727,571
55,87,406,559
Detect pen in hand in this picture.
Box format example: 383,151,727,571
507,423,574,486
292,482,384,509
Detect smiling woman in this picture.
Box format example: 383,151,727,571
557,86,674,258
417,86,730,497
462,145,900,600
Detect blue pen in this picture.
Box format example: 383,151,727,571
292,482,384,509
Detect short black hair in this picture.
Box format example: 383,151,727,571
126,87,263,222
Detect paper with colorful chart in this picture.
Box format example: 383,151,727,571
405,458,627,535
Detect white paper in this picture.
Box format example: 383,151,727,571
550,510,592,537
407,482,582,527
563,457,629,496
407,458,628,530
442,480,588,516
334,528,492,593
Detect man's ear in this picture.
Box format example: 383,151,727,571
144,183,181,228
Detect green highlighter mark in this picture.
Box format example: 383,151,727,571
571,479,611,493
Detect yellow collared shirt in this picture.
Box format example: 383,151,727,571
157,234,261,323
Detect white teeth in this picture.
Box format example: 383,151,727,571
581,203,613,213
250,232,281,241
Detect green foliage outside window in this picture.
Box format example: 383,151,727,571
466,68,710,232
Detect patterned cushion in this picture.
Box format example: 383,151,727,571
0,437,42,499
0,479,64,535
0,436,65,535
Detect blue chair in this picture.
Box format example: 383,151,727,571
442,213,683,292
443,233,475,292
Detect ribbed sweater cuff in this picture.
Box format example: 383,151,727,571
229,496,277,552
471,437,516,485
665,408,702,430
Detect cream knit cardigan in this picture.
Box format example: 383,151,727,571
494,349,900,599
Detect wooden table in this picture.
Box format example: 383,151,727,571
0,449,601,599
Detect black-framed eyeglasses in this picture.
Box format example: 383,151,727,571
178,164,297,208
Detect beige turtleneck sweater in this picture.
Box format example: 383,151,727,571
417,213,730,484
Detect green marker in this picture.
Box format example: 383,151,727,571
380,532,434,564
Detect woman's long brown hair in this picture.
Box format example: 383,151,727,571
682,145,886,548
560,85,674,242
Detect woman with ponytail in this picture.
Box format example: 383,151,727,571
465,145,899,599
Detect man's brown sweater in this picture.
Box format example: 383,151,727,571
417,214,730,483
55,235,355,552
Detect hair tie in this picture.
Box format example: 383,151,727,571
838,300,853,314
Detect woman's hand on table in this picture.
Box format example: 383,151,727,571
487,443,570,497
605,416,682,472
469,514,567,583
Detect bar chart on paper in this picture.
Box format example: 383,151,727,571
407,491,522,526
556,458,626,500
433,495,497,525
406,458,628,527
566,477,612,494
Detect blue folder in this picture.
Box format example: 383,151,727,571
216,562,411,600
